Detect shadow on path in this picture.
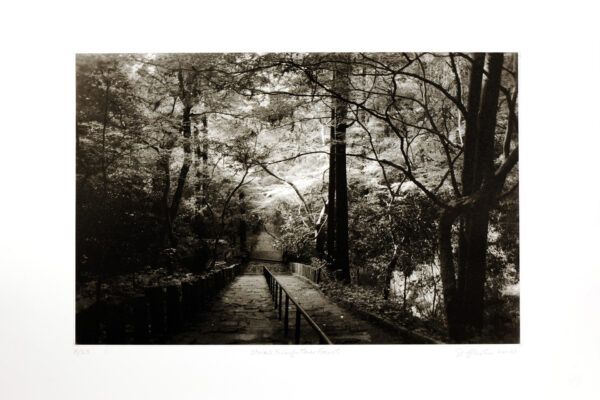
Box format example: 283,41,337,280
170,275,285,344
170,261,410,344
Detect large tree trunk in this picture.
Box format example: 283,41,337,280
195,115,209,207
461,53,504,334
166,65,199,243
333,61,351,284
438,207,462,339
439,53,505,340
169,105,193,225
327,107,336,268
334,122,350,282
456,52,485,308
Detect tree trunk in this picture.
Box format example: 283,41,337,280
439,53,505,340
461,53,504,334
196,115,209,206
327,107,336,268
460,53,485,197
169,105,193,225
438,207,462,339
461,202,491,332
333,60,351,284
334,122,350,283
239,191,247,252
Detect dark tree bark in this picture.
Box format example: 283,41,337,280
456,53,485,307
326,107,336,268
195,115,209,206
460,53,485,197
439,53,507,340
461,52,504,333
239,191,247,252
333,61,352,284
334,122,350,283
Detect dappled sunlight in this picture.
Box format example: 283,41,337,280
76,52,519,345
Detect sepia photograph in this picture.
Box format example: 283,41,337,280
2,1,600,398
76,52,519,345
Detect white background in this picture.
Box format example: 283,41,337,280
1,1,599,398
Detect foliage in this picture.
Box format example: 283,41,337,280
76,52,519,342
273,201,316,262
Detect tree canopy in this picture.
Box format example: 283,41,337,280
76,52,519,342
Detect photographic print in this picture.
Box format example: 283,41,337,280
75,52,519,345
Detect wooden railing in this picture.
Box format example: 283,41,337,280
76,264,243,344
263,266,332,344
289,262,322,283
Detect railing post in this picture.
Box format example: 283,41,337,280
147,286,165,339
284,295,289,336
278,287,282,320
295,307,301,344
166,285,182,334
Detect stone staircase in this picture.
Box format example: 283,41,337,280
244,261,290,275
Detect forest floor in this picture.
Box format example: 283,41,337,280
318,279,448,342
319,278,519,343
